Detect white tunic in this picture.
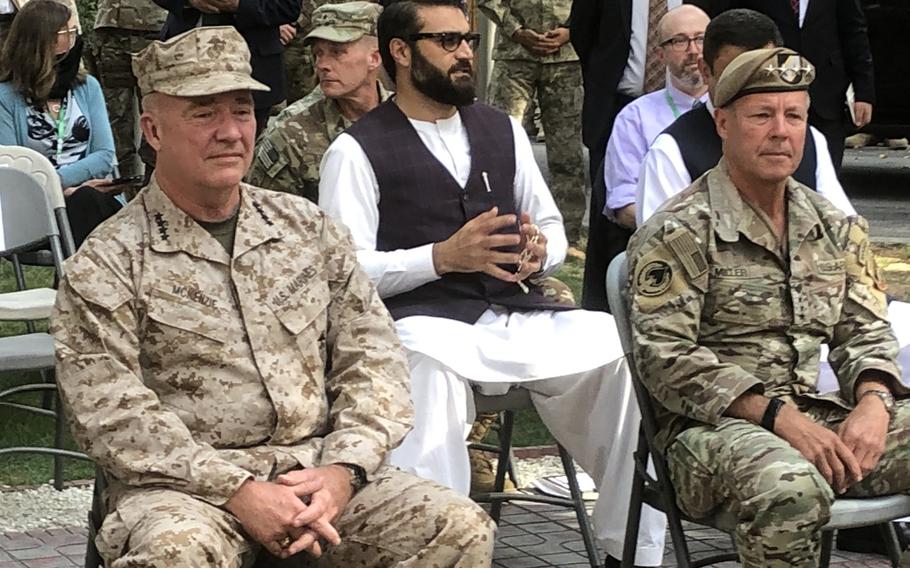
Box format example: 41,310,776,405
319,111,618,389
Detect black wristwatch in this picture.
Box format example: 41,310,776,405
761,397,785,432
336,463,367,493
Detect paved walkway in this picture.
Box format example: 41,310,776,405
0,502,895,567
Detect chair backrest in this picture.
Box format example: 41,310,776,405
0,146,75,257
0,168,66,272
606,253,684,511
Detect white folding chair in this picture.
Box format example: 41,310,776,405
0,168,89,490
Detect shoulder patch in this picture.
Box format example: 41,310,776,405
636,260,674,296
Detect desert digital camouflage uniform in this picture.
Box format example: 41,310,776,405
627,159,910,568
51,25,495,567
478,0,585,243
92,0,166,185
52,178,495,568
248,83,391,200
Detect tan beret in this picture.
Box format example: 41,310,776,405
714,47,815,108
132,26,270,97
304,1,382,46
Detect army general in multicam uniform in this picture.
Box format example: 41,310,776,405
627,47,910,568
51,25,494,567
247,1,389,202
477,0,585,243
92,0,167,184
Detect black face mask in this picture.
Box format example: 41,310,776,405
48,34,83,100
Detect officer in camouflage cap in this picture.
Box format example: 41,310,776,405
247,1,389,201
53,25,494,567
92,0,167,188
627,46,910,567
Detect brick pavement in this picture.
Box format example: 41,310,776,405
0,503,894,567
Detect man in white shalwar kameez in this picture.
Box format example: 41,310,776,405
316,1,666,565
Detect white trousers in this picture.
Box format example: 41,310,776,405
389,351,668,566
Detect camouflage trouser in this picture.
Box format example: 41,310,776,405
96,467,495,567
488,60,586,243
668,400,910,567
284,34,317,106
93,28,158,188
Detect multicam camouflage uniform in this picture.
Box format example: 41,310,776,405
627,159,910,568
247,83,391,201
52,181,495,567
92,0,167,184
478,0,585,243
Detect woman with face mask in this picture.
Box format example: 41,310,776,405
0,0,124,248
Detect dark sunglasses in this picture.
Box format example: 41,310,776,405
407,32,481,52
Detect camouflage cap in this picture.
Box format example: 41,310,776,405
714,47,815,108
304,1,382,46
132,26,270,97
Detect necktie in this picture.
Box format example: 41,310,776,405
642,0,668,94
791,0,800,19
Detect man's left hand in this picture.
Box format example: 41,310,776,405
279,24,297,45
544,28,569,49
515,212,547,282
838,393,890,478
200,0,239,12
275,465,354,557
853,101,873,128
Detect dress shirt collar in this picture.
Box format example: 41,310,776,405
665,80,707,112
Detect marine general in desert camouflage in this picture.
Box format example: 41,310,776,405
628,47,910,568
248,1,389,201
51,25,494,568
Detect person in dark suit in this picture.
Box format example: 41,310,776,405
569,0,712,312
725,0,875,172
153,0,301,130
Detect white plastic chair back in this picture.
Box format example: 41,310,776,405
0,145,75,257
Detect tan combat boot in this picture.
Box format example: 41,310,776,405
468,411,517,493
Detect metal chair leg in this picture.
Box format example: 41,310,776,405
53,389,65,490
558,444,601,568
489,410,515,523
820,530,834,568
621,429,647,568
880,522,903,567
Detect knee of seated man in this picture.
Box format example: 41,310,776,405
106,492,249,566
740,457,835,527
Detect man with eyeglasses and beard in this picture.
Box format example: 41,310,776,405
318,0,669,564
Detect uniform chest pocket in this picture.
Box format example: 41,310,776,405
708,279,787,326
271,274,331,361
145,286,229,344
801,265,846,327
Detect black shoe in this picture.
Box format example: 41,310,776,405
836,524,890,556
603,555,647,568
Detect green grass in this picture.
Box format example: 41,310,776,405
0,261,94,486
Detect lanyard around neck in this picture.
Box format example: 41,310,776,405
53,96,69,164
664,88,681,119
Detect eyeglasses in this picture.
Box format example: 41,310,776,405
56,26,79,47
659,34,705,51
407,32,481,52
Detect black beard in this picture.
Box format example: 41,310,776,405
410,46,475,107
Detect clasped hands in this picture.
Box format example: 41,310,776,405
432,207,547,288
511,26,569,57
775,390,890,495
224,465,354,559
